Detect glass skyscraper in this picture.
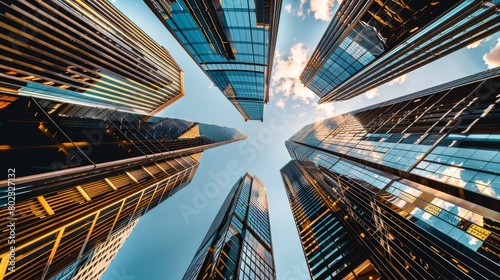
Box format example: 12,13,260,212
61,217,141,280
281,160,382,280
285,68,500,279
144,0,282,121
1,0,184,115
301,0,500,103
0,94,246,280
183,173,276,280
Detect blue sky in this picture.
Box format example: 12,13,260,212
103,1,500,279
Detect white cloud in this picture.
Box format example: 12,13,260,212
276,98,286,109
299,111,307,117
313,102,338,120
387,74,408,86
364,88,380,99
309,0,335,21
272,42,340,120
466,39,482,49
483,38,500,69
290,0,336,21
297,0,307,18
272,42,316,104
207,83,214,89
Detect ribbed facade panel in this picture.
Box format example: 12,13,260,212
0,93,245,279
0,0,184,114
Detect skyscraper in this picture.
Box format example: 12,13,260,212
183,173,276,280
0,94,246,280
1,0,184,115
285,68,500,279
62,217,141,280
300,0,500,103
281,160,382,280
144,0,283,121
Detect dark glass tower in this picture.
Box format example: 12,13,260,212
300,0,500,103
285,68,500,279
144,0,283,121
183,173,276,280
0,94,246,280
1,0,184,115
281,160,382,280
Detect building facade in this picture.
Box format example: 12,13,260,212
301,0,500,103
55,217,141,280
0,94,246,280
281,160,382,280
183,174,276,280
1,0,184,115
144,0,282,121
286,68,500,279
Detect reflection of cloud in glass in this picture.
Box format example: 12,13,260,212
426,162,498,197
475,178,497,197
467,235,479,246
441,201,455,211
410,208,420,216
394,199,406,208
312,116,345,143
457,207,484,227
428,164,466,187
430,197,445,207
421,212,432,221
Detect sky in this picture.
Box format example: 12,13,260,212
102,1,500,279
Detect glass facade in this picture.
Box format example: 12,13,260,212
145,0,283,121
286,68,500,279
0,0,184,115
52,217,141,280
183,174,276,280
0,93,245,280
301,0,500,102
281,161,382,280
0,94,245,182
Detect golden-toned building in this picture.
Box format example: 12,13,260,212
1,0,184,115
0,94,246,280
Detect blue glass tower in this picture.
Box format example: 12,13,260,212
183,173,276,279
301,0,500,103
281,160,382,280
286,68,500,279
145,0,283,121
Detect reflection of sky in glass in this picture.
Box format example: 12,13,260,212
386,180,492,254
411,145,500,198
158,0,273,120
